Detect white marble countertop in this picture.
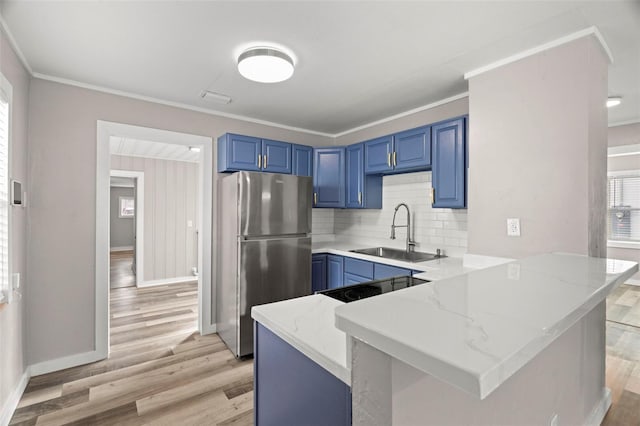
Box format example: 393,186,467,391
251,239,510,386
334,253,639,399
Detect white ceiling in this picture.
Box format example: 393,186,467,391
1,1,638,135
110,136,201,163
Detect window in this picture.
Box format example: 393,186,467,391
0,73,11,300
119,196,135,218
608,172,640,243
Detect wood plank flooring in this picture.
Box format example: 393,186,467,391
110,250,136,289
10,281,253,425
9,281,640,425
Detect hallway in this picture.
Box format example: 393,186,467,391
110,250,136,289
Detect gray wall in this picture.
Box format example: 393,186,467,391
26,77,333,366
111,155,199,281
607,123,640,281
467,36,608,258
109,186,135,249
0,28,29,418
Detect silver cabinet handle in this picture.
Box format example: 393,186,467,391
263,155,267,169
258,154,262,169
387,152,391,168
358,192,362,205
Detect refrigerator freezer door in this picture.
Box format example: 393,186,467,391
238,236,312,357
238,172,312,237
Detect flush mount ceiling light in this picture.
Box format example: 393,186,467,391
237,47,295,83
607,96,622,108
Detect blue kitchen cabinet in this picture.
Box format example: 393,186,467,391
394,125,431,172
374,263,412,279
346,143,382,209
313,148,346,208
432,117,466,208
364,135,394,173
218,133,295,174
218,133,262,172
364,126,431,175
327,255,344,289
262,139,292,174
312,254,327,293
344,257,374,281
292,144,313,177
255,323,351,426
344,273,372,285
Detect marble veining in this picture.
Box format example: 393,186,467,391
334,253,638,399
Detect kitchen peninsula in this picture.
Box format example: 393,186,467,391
252,251,638,425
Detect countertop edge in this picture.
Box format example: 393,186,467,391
252,308,351,386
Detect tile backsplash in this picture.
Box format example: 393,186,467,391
311,172,468,257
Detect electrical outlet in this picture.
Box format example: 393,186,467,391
12,273,20,290
507,218,521,236
507,263,520,280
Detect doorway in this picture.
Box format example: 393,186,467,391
96,121,214,359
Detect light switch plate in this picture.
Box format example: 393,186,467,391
507,218,521,236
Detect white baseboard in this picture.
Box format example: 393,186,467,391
110,246,134,252
29,349,106,377
586,387,611,426
0,368,30,426
137,276,197,288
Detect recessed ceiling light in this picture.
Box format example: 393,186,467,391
200,90,232,104
189,146,201,153
607,96,622,108
237,47,294,83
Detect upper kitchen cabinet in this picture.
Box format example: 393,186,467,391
364,126,431,174
218,133,292,174
364,135,393,174
394,125,431,172
346,143,382,209
292,144,313,177
313,147,346,208
218,133,262,172
262,139,292,174
431,117,466,209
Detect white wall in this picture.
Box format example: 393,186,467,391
0,27,29,422
111,154,199,280
26,77,333,367
467,36,608,258
334,172,468,257
607,123,640,281
109,186,135,249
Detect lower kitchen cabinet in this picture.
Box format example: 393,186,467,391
254,323,351,426
327,255,344,289
432,117,466,208
312,254,327,293
374,263,412,279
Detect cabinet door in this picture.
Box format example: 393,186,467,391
312,254,327,293
218,133,261,172
292,144,313,177
364,135,393,174
344,257,374,280
327,255,344,289
432,118,466,208
393,125,431,172
374,263,412,280
262,139,292,174
344,272,372,285
345,144,364,208
313,148,346,208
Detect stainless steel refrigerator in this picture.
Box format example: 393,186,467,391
216,171,312,357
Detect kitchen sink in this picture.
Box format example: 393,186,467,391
349,247,445,263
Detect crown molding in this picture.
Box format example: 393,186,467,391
32,72,336,138
464,26,613,80
0,13,33,74
333,92,470,138
609,118,640,128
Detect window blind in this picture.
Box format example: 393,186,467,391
0,90,9,293
608,173,640,243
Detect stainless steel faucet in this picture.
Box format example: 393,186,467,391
390,203,416,253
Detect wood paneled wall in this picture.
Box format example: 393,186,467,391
111,155,199,281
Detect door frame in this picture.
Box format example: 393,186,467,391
96,121,214,359
109,169,145,286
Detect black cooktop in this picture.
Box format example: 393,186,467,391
319,275,429,303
